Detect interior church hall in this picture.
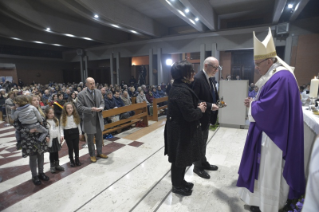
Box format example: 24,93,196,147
0,0,319,212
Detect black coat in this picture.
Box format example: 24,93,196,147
164,80,203,167
192,70,219,128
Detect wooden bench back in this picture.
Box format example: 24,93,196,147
131,97,136,104
102,102,148,134
149,96,168,121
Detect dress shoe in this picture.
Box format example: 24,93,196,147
172,186,192,196
183,180,194,190
38,173,50,181
202,162,218,171
97,154,108,159
75,157,81,166
69,158,75,167
250,206,261,212
193,168,210,179
32,176,41,185
55,160,65,171
90,156,97,163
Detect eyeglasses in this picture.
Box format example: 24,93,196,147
254,58,269,67
208,64,221,71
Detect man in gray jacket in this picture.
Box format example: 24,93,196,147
77,77,108,163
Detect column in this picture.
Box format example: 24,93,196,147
116,52,120,85
84,56,88,80
211,43,220,81
149,49,153,86
284,36,293,65
157,48,163,85
200,44,206,70
110,53,114,85
79,56,84,82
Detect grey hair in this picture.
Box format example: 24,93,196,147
106,91,113,95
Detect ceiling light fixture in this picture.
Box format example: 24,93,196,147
94,14,99,18
185,8,189,13
65,34,75,37
178,10,186,17
46,27,51,32
130,30,138,34
288,4,293,9
189,19,195,25
111,24,120,28
12,37,21,40
83,37,92,40
165,0,172,6
34,41,44,44
195,17,199,22
52,44,61,46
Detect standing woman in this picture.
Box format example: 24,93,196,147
164,61,206,196
14,95,49,185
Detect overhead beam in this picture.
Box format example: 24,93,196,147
159,0,206,32
179,0,216,31
290,0,310,21
272,0,287,23
74,0,167,37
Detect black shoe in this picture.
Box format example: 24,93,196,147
250,206,261,212
172,186,192,196
75,157,81,166
32,176,41,185
38,173,49,181
202,162,218,171
193,168,210,179
183,180,194,190
70,158,75,167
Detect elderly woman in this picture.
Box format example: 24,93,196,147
164,61,206,196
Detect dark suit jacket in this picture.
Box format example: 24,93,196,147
192,70,219,129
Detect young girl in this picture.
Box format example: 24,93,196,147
44,107,65,173
60,102,82,167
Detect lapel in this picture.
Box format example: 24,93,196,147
200,70,215,100
85,89,95,105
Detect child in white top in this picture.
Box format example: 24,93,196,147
60,102,82,167
44,107,65,173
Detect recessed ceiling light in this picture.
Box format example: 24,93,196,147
52,44,61,46
34,41,44,44
195,17,199,22
288,4,293,9
12,37,21,40
189,19,195,25
166,59,173,66
46,27,51,32
130,30,138,34
111,24,120,28
83,37,92,40
94,14,99,18
185,8,189,13
178,10,186,17
65,34,75,37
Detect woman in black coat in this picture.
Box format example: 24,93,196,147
164,61,206,196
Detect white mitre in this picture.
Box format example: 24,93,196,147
254,28,296,88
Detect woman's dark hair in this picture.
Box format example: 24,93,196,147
170,60,194,80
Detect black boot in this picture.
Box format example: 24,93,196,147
32,176,41,185
50,161,56,173
172,186,192,196
55,160,65,171
38,173,50,181
75,157,81,166
70,157,75,167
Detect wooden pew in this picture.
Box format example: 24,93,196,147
149,96,168,121
131,97,136,104
102,102,148,135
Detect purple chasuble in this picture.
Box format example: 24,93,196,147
237,70,305,199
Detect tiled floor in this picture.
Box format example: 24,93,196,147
0,120,249,212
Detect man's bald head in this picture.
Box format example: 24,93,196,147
86,77,95,90
203,57,219,77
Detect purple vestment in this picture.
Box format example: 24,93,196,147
237,70,305,199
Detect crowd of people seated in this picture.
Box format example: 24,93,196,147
0,79,169,123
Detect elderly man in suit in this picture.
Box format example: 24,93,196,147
192,56,220,179
77,77,108,163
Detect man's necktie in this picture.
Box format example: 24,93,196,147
209,78,217,103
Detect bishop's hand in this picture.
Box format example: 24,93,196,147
244,97,253,108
